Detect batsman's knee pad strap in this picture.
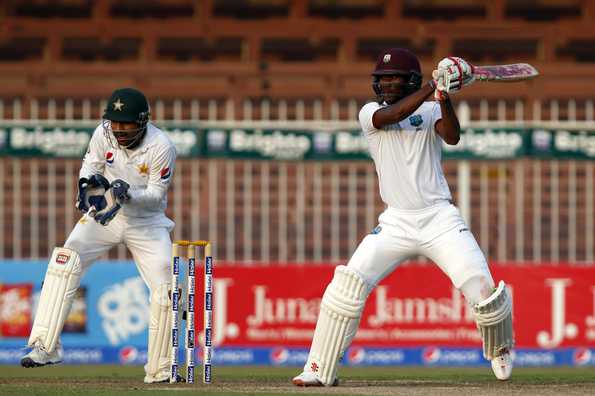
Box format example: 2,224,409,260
306,266,369,386
28,247,82,352
474,280,514,360
146,283,172,376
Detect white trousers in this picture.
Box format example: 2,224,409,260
64,214,173,293
347,201,493,291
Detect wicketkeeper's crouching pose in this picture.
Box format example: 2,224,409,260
21,87,183,383
293,48,514,387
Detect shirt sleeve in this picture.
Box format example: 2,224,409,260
358,102,382,135
128,142,177,209
79,126,106,179
431,101,443,131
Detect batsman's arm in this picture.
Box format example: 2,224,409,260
434,94,461,145
372,81,437,129
127,144,176,208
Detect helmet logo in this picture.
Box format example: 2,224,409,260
113,99,124,111
383,54,391,63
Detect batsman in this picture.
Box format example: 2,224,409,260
293,48,514,386
20,87,183,383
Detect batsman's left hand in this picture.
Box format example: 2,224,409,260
433,56,475,96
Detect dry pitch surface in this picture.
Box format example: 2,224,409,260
0,365,594,396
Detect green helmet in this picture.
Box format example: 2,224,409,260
102,88,150,149
104,87,150,123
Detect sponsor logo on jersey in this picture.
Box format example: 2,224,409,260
137,163,149,176
370,225,382,234
105,152,114,164
55,252,70,264
383,54,391,63
160,167,171,180
409,114,423,127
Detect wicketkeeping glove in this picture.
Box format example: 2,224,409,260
110,179,131,204
75,174,111,214
93,179,130,226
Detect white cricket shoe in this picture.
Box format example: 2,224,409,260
20,343,63,368
144,373,186,384
292,371,338,387
491,350,513,380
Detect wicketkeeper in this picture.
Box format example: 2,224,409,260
293,48,514,386
21,87,183,383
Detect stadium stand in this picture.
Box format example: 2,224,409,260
0,0,594,120
0,1,593,263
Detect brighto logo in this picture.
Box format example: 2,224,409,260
229,129,311,160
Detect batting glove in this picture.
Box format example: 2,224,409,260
433,57,475,95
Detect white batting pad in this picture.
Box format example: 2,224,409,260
305,265,368,386
145,283,172,380
28,247,82,352
473,280,514,360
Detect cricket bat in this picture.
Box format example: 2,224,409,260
471,63,539,82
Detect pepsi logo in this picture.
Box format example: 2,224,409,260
573,348,592,366
270,347,289,364
119,346,139,364
422,347,441,364
347,347,366,364
160,167,171,180
105,152,114,164
55,253,69,265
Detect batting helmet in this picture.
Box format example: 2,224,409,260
102,88,150,149
372,48,422,102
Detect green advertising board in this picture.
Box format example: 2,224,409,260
0,123,593,160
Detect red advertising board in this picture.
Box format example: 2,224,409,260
198,264,595,349
0,283,33,337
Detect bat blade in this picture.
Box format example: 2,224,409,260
472,63,539,82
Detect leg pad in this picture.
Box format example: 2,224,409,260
305,266,368,386
28,248,82,352
145,283,172,379
474,280,514,360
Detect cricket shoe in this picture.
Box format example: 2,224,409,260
292,371,338,387
20,343,63,368
491,350,513,380
145,374,186,384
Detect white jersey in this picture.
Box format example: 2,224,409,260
80,123,176,224
358,101,452,210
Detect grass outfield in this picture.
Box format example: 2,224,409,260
0,365,594,396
